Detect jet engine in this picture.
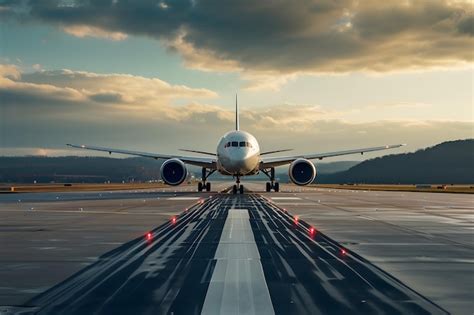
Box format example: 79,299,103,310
160,158,187,186
288,158,316,186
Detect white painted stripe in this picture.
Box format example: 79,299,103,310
167,197,200,200
270,197,301,200
201,209,274,315
274,203,315,206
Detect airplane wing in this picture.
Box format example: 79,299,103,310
260,149,293,156
179,149,216,156
260,144,406,168
67,144,216,168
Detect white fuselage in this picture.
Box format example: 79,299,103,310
216,130,260,176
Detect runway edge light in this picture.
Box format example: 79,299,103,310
146,232,152,241
294,215,299,224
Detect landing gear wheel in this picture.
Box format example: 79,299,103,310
239,185,244,194
232,185,238,194
206,182,211,192
198,182,203,192
266,182,271,192
274,182,280,192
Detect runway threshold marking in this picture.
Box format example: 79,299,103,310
201,208,274,315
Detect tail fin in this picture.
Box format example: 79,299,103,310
235,94,240,131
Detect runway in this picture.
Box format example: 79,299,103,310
0,183,472,314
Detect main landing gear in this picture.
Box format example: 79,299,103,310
262,167,279,192
198,167,215,192
232,176,244,194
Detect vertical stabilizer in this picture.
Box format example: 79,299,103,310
235,94,240,131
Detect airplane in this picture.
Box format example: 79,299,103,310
67,96,405,194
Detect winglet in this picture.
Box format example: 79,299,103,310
235,94,239,131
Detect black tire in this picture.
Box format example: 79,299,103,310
266,182,271,192
274,182,280,192
239,185,244,194
198,182,203,192
232,185,237,194
206,182,211,192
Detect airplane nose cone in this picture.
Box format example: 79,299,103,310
229,151,246,166
225,149,254,174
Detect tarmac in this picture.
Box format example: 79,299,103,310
0,182,472,314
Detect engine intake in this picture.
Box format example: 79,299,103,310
160,158,187,186
289,158,316,186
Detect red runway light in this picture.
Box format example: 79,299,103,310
341,248,347,255
294,216,299,224
146,232,152,241
171,216,177,224
309,227,315,235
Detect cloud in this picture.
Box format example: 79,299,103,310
0,64,21,80
2,0,472,84
0,64,471,158
0,66,87,108
62,25,128,40
0,64,218,118
239,104,345,131
456,13,474,35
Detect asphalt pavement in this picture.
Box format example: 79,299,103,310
0,182,472,314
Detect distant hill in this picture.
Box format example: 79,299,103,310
318,139,474,184
313,161,360,174
0,156,164,183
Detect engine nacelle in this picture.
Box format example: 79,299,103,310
160,158,187,186
288,158,316,186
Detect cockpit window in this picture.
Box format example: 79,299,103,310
246,142,252,148
239,141,246,147
231,141,238,147
224,142,230,148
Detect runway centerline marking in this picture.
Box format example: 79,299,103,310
201,208,275,315
270,197,301,200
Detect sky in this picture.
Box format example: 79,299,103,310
0,0,473,161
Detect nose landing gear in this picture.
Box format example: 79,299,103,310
232,176,244,194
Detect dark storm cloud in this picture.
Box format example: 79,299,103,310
89,92,124,103
456,14,474,36
2,0,471,74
